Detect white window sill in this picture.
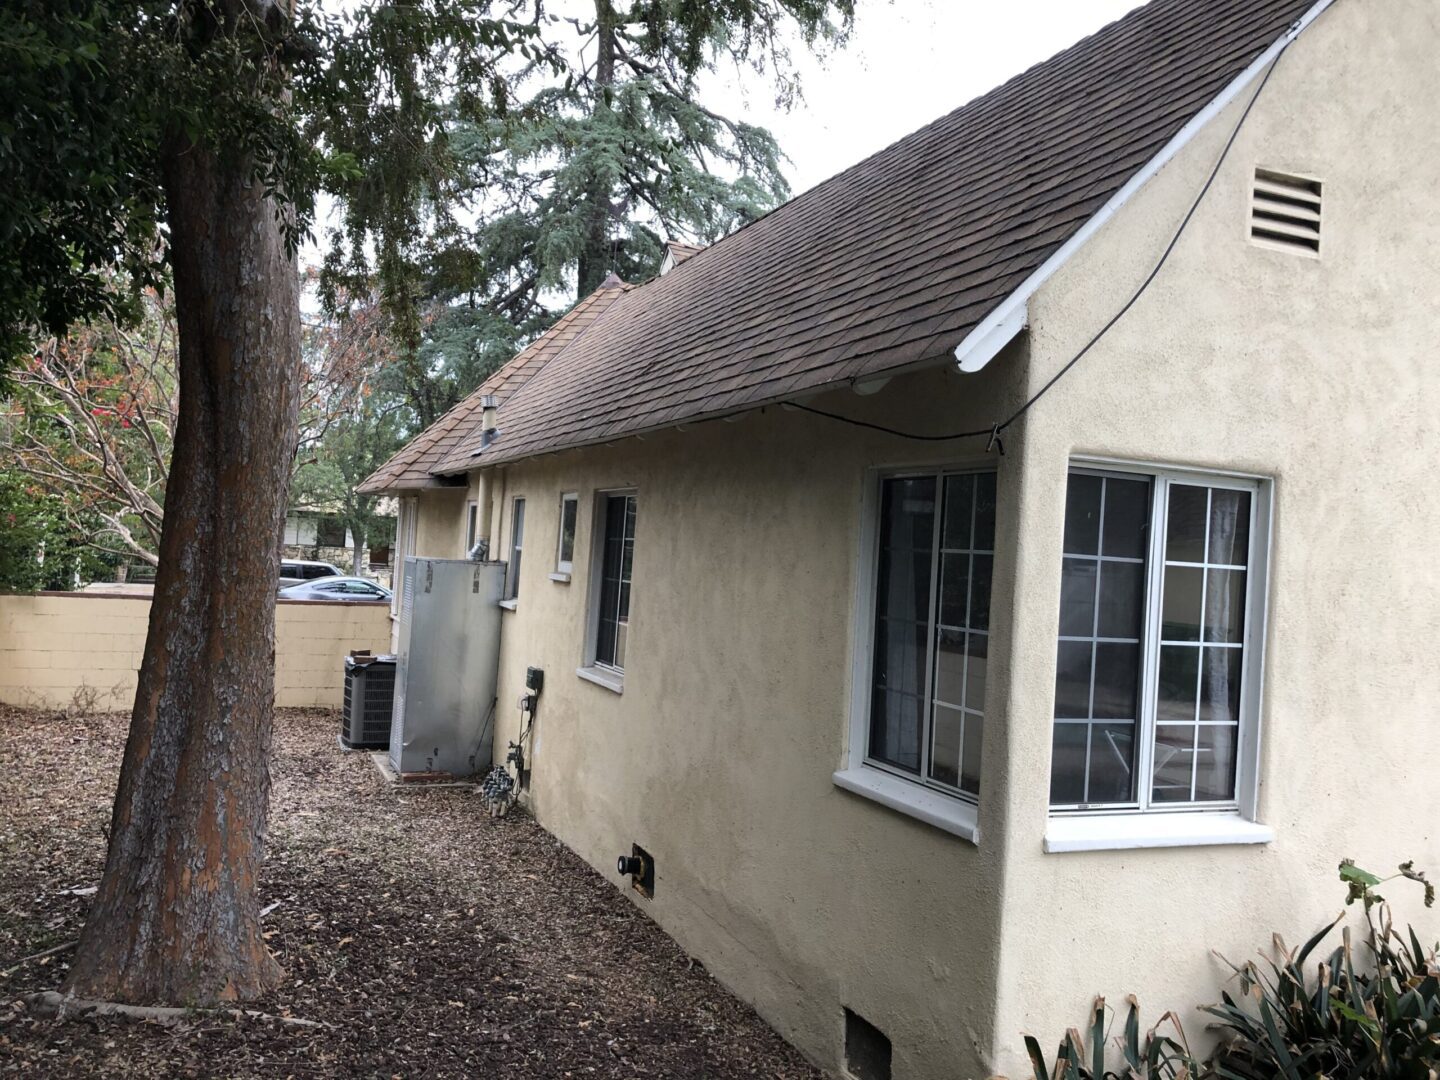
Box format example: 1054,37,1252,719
498,599,518,611
1044,812,1273,853
832,766,979,844
576,666,623,694
548,571,571,584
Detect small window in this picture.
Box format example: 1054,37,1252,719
465,501,478,553
556,493,578,574
590,492,636,672
1050,466,1267,814
866,469,995,802
504,497,526,601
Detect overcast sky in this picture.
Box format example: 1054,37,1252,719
678,0,1142,196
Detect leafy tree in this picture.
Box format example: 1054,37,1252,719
3,292,177,567
1,0,540,1005
324,0,856,427
0,471,112,591
293,310,409,573
1,0,852,1008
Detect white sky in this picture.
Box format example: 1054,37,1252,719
675,0,1143,196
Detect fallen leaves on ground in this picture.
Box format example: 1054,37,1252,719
0,704,821,1079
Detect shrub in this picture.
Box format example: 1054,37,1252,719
1011,862,1438,1080
1020,996,1201,1080
1206,861,1438,1080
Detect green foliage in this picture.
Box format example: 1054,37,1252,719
0,471,111,591
3,290,175,565
1021,997,1200,1080
292,310,409,569
1207,861,1439,1080
324,0,854,416
1011,863,1440,1080
0,1,164,367
0,0,538,372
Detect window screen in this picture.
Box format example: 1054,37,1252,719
594,494,635,670
1050,469,1257,811
504,498,525,600
868,470,995,800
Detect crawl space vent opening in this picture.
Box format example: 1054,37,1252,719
1251,168,1322,256
844,1009,892,1080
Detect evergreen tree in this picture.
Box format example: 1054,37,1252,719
324,0,855,426
0,0,538,1005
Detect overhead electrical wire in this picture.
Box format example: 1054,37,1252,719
787,28,1299,453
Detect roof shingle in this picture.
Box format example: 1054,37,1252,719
356,277,629,493
381,0,1318,480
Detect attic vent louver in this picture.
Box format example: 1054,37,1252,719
1251,168,1322,256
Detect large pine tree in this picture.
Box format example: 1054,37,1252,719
323,0,855,429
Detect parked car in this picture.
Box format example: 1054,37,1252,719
279,575,392,602
279,559,344,588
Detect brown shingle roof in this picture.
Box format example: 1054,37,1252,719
663,241,705,266
424,0,1317,476
356,276,629,493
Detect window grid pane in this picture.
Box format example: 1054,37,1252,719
867,470,995,803
1150,484,1250,805
558,495,578,569
927,472,994,798
595,494,635,670
504,498,526,600
1049,474,1150,807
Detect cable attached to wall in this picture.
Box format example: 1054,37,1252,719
789,32,1298,454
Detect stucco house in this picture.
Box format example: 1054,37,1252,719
356,0,1439,1075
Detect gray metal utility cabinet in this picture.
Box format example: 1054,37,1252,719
390,557,505,777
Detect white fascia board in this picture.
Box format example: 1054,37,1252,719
951,0,1337,375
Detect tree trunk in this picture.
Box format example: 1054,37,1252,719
577,0,618,297
63,134,300,1005
351,522,365,575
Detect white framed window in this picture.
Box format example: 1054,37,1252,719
464,500,478,554
555,492,578,575
836,467,996,841
503,497,525,602
393,497,418,612
578,490,635,690
1048,462,1271,833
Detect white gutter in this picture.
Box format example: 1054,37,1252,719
953,0,1337,374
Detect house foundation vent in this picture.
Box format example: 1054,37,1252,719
843,1008,892,1080
1250,168,1321,256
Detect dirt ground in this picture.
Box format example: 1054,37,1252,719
0,705,823,1079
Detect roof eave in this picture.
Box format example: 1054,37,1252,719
951,0,1337,375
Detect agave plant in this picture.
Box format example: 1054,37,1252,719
1021,996,1201,1080
1206,861,1439,1080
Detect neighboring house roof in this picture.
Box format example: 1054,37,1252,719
356,276,630,493
375,0,1322,482
661,241,705,270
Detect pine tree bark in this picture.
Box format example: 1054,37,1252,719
577,0,618,297
63,133,300,1004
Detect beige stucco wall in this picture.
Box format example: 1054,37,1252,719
0,593,392,710
990,0,1440,1069
415,487,467,560
464,356,1027,1080
393,2,1438,1075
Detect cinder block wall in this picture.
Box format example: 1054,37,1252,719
0,593,392,710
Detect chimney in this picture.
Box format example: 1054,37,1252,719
479,394,498,448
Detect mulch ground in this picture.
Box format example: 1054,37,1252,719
0,705,822,1079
